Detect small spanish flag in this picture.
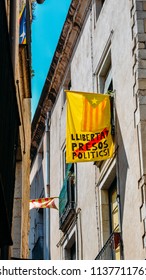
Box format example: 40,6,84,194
29,197,58,210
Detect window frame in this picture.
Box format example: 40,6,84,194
62,229,77,260
94,0,106,24
97,49,113,94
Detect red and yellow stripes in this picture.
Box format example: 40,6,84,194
29,197,58,210
82,97,108,132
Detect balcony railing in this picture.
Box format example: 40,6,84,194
59,165,76,232
95,231,122,260
59,200,76,231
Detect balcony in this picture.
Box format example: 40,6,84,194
59,165,76,232
95,231,122,260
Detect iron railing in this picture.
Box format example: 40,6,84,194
59,166,76,231
95,231,121,260
59,201,76,231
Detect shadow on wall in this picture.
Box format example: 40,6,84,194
116,112,129,227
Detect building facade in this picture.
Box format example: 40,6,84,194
0,0,32,259
30,0,146,260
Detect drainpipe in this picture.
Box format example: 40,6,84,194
44,111,51,259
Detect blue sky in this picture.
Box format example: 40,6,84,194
31,0,71,118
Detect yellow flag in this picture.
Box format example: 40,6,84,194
65,90,114,163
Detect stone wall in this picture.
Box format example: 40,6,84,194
131,0,146,253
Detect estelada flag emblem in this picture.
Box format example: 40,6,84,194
65,90,114,163
81,93,110,132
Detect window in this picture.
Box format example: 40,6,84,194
97,49,113,94
99,49,115,135
59,156,76,232
70,242,76,260
96,177,121,260
98,49,114,134
95,49,114,168
109,181,119,233
108,180,120,260
64,231,76,260
62,147,70,180
94,0,105,23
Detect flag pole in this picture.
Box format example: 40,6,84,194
44,111,51,259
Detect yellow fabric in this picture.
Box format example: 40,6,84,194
66,90,114,163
